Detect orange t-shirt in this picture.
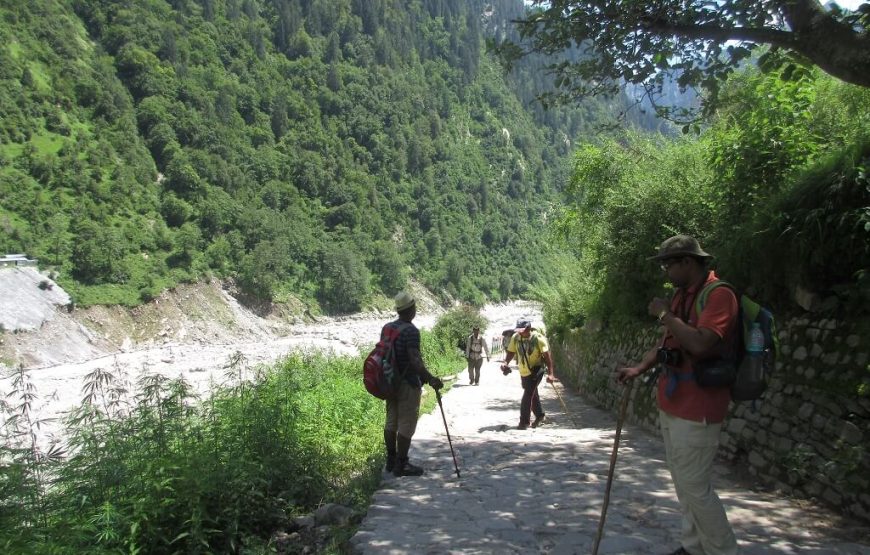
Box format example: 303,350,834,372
657,271,738,423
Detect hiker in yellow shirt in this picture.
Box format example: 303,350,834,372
501,319,556,429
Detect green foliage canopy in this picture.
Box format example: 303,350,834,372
0,0,615,310
498,0,870,122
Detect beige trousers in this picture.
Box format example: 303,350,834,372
660,410,739,555
385,380,422,438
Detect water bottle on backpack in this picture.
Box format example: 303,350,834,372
743,322,765,383
736,322,767,398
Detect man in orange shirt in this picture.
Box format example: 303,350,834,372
617,235,739,555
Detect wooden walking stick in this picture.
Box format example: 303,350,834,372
591,380,634,555
549,379,580,428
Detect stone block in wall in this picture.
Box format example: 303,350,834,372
776,437,794,453
798,402,814,420
840,421,863,445
811,343,824,358
843,399,863,417
850,503,869,521
727,418,746,435
806,482,824,497
848,474,869,490
823,352,839,366
793,346,808,361
823,489,843,506
748,451,766,467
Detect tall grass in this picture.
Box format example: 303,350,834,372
0,329,463,553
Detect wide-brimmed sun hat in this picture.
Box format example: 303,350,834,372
394,291,415,311
647,234,713,261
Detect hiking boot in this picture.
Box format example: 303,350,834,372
385,453,396,473
473,380,479,386
517,423,529,430
666,548,692,555
531,414,547,428
393,458,424,477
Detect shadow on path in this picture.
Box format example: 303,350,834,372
351,361,870,554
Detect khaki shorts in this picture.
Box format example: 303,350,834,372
385,379,422,438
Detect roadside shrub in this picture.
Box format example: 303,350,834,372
431,305,489,352
0,336,465,552
546,133,715,328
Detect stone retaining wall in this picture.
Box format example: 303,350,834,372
550,317,870,523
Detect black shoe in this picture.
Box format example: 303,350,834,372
473,380,479,386
393,458,424,477
517,423,529,430
531,414,547,428
666,548,691,555
385,453,396,473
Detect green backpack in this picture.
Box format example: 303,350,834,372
696,281,779,401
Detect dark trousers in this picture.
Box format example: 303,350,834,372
519,370,545,425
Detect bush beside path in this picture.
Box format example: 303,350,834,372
351,360,870,554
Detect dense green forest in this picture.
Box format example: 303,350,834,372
542,66,870,333
0,0,640,312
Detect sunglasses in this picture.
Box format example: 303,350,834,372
660,257,684,271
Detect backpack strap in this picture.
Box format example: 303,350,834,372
695,279,735,315
517,333,539,372
694,279,744,359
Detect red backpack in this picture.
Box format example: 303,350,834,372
363,321,410,399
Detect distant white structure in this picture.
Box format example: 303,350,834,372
0,254,38,268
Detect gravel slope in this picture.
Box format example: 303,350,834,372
0,269,540,445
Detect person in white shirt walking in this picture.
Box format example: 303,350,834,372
465,326,490,385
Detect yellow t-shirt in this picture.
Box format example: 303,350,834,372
507,331,549,377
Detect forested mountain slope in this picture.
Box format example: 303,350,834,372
0,0,632,313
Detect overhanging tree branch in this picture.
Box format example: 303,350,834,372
640,20,798,51
500,0,870,121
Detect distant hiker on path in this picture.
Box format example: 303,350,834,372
465,325,490,385
501,318,556,430
383,291,443,477
617,235,739,555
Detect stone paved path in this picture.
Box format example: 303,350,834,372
350,360,870,555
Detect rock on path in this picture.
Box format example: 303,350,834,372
351,360,870,554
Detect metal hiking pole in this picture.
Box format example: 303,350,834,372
435,389,460,478
592,380,634,555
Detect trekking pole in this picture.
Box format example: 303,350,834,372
435,389,461,478
591,380,634,555
549,380,580,428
